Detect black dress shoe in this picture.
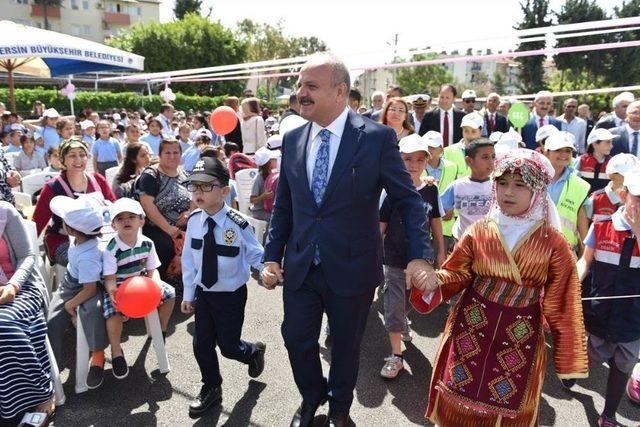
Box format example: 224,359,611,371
324,411,350,427
290,397,327,427
189,385,222,418
248,342,266,378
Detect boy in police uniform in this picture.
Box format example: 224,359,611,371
181,157,266,418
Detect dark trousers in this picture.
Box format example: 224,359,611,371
143,225,174,279
281,264,375,413
193,285,256,389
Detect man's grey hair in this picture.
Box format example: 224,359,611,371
371,90,385,101
613,91,635,108
563,97,578,106
300,53,350,89
486,92,500,100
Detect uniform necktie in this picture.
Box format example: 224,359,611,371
202,217,218,288
311,129,331,264
443,111,450,147
632,132,638,156
489,114,495,132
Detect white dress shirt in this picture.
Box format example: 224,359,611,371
532,112,548,128
558,115,587,153
625,123,640,157
439,107,454,144
306,107,350,188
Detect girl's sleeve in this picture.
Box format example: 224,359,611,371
33,183,54,235
410,228,475,313
543,233,589,379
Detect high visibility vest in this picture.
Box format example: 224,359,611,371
556,173,590,247
443,141,470,179
438,159,458,237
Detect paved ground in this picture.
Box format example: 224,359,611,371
51,280,639,426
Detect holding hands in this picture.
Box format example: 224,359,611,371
261,262,283,290
405,259,439,293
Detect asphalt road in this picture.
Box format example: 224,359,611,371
51,280,639,426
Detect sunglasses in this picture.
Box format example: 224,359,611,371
463,99,476,103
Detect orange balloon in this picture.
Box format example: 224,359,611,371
115,276,162,318
209,106,239,136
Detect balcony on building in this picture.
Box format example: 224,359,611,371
31,4,61,18
103,11,131,25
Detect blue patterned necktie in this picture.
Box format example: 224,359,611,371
311,129,331,264
632,132,638,156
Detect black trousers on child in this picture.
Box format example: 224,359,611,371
193,285,256,389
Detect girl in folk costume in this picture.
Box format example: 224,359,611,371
410,149,588,427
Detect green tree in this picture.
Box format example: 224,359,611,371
107,15,247,96
173,0,202,20
235,19,327,92
548,68,611,115
515,0,552,93
396,54,455,96
554,0,610,88
609,0,640,86
492,69,506,94
32,0,63,30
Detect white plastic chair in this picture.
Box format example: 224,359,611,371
75,309,170,394
20,170,59,196
234,168,258,215
246,216,268,244
105,166,120,186
45,337,66,406
12,191,32,211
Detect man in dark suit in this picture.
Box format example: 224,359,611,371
610,100,640,157
521,91,562,150
280,94,301,122
361,90,384,119
482,92,509,136
418,84,464,147
262,54,434,427
596,91,635,130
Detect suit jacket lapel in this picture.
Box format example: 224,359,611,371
319,111,363,208
294,122,315,207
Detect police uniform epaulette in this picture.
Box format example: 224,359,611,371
189,209,203,219
226,209,249,229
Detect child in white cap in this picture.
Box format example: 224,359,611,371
575,128,618,193
585,153,640,222
46,193,109,390
379,134,443,379
443,112,484,179
248,147,280,222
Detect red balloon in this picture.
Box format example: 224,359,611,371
209,106,238,136
115,276,162,318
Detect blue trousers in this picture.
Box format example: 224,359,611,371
193,285,256,389
281,264,375,413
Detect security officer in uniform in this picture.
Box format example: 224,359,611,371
181,157,266,418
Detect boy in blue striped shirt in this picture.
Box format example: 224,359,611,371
102,198,176,379
92,120,122,178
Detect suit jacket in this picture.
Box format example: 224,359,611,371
595,114,623,130
610,125,634,156
417,108,464,146
521,116,562,150
264,110,431,296
482,111,509,136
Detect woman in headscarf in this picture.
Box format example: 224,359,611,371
410,149,588,427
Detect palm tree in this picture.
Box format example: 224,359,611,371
32,0,63,30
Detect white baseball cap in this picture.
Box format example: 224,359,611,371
399,133,428,154
535,124,560,142
9,123,23,132
606,153,640,176
112,113,121,121
545,131,576,152
109,197,145,220
266,134,282,149
587,128,619,146
195,128,213,140
489,131,503,143
623,169,640,196
254,146,281,167
461,89,477,99
495,130,523,156
460,112,483,129
279,115,308,136
422,131,443,148
42,108,60,119
80,120,95,131
50,193,107,235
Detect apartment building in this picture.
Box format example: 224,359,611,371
2,0,160,42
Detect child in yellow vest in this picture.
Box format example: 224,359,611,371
443,112,484,179
544,131,590,253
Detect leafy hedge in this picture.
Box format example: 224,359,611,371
0,87,227,115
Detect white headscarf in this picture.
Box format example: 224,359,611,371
488,149,561,250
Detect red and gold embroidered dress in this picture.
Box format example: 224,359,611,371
411,219,588,427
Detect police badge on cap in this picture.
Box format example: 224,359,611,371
188,157,230,184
